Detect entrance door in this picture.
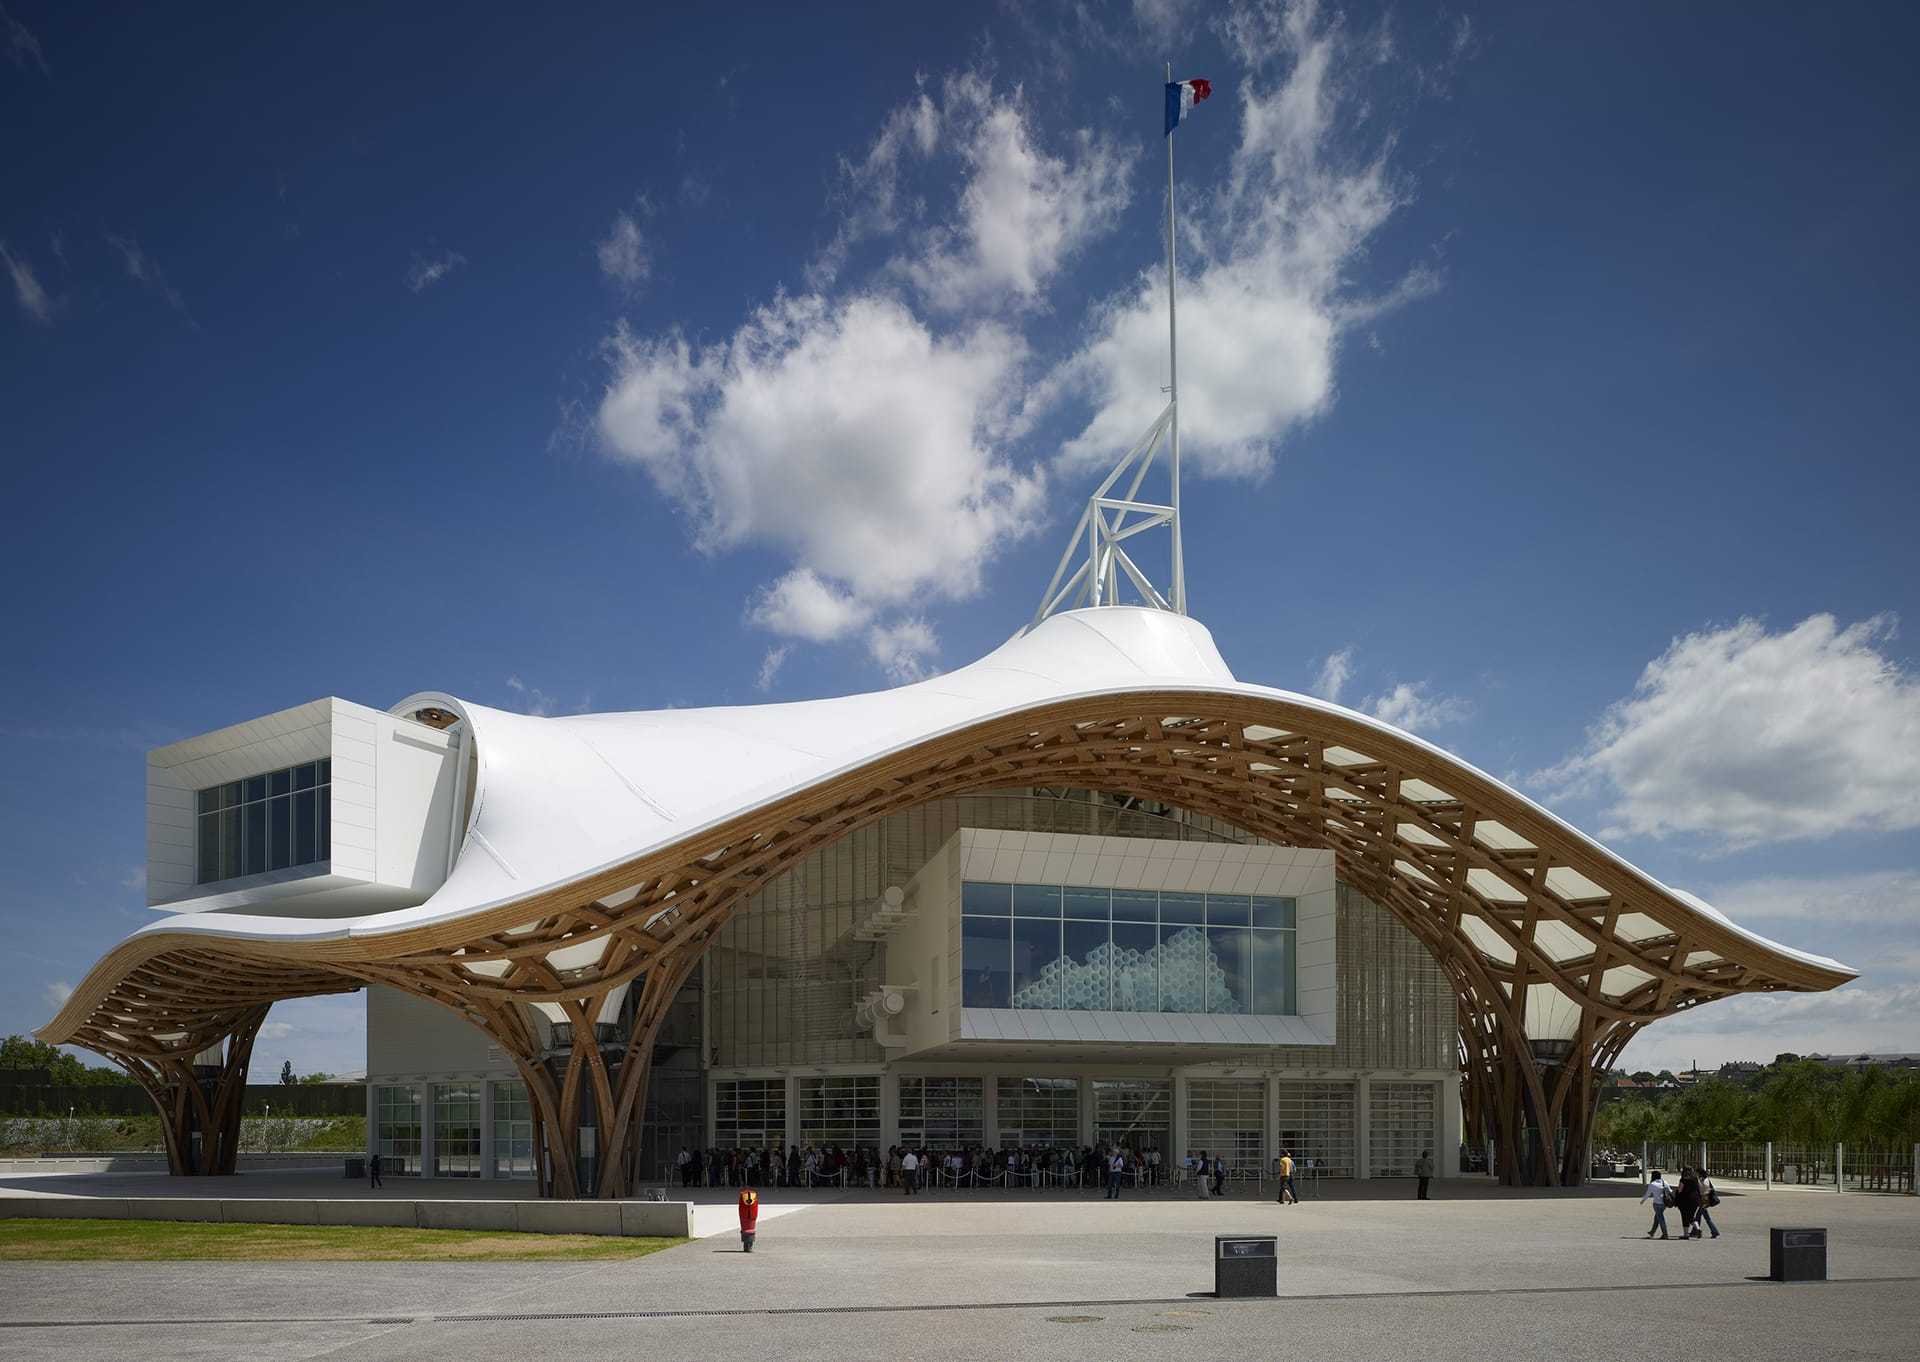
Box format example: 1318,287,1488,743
1092,1078,1170,1154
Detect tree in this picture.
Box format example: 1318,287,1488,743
297,1072,335,1086
0,1035,133,1085
279,1060,296,1086
1595,1097,1659,1147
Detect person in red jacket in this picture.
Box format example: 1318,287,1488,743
738,1186,760,1253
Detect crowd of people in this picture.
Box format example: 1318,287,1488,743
674,1143,1274,1194
1638,1165,1722,1240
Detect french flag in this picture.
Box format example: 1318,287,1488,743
1165,77,1212,135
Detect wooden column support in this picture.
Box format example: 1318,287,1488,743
113,1004,269,1177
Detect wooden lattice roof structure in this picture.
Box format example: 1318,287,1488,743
39,607,1854,1190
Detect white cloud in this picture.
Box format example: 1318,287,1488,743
1697,870,1920,927
1618,982,1920,1073
406,247,466,293
1307,644,1464,729
755,646,790,692
104,231,190,317
815,72,1127,314
893,74,1130,313
1312,646,1354,703
1,240,53,323
1131,0,1200,41
505,674,551,716
747,569,871,643
1367,681,1469,733
258,1021,295,1042
3,4,47,76
1046,0,1434,479
811,83,941,287
43,980,72,1012
1537,614,1920,849
505,674,591,717
867,618,940,684
599,292,1043,638
597,210,650,288
595,30,1441,681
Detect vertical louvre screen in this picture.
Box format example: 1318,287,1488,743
897,1077,985,1147
796,1075,879,1148
995,1077,1080,1147
1275,1080,1355,1178
1188,1078,1265,1167
1369,1081,1437,1177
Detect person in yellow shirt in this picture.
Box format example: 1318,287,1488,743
1275,1149,1298,1204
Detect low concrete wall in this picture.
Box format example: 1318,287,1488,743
0,1195,692,1239
620,1201,693,1237
517,1199,624,1237
419,1200,519,1233
0,1155,343,1177
315,1199,417,1228
222,1198,321,1225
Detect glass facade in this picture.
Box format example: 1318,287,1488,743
1093,1077,1170,1153
714,1078,787,1146
962,883,1295,1015
433,1083,482,1177
195,760,331,885
796,1075,879,1148
1276,1079,1356,1178
491,1080,534,1179
1188,1079,1265,1167
374,1084,421,1176
995,1076,1080,1147
1369,1081,1438,1177
897,1077,985,1147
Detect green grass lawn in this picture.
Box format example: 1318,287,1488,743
0,1218,686,1262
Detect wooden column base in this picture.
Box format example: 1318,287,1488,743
110,1004,269,1177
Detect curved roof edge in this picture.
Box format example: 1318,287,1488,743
39,607,1854,1046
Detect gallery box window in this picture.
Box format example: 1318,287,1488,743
195,760,331,884
961,882,1296,1015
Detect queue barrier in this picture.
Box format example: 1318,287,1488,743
666,1159,1335,1196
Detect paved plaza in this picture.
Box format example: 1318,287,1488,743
0,1177,1915,1360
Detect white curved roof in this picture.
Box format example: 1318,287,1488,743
41,605,1852,1049
121,607,1843,970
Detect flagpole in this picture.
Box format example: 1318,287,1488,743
1164,60,1186,615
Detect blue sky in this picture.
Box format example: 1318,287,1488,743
3,1,1915,1079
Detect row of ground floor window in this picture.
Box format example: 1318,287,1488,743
370,1070,1457,1181
372,1080,533,1179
